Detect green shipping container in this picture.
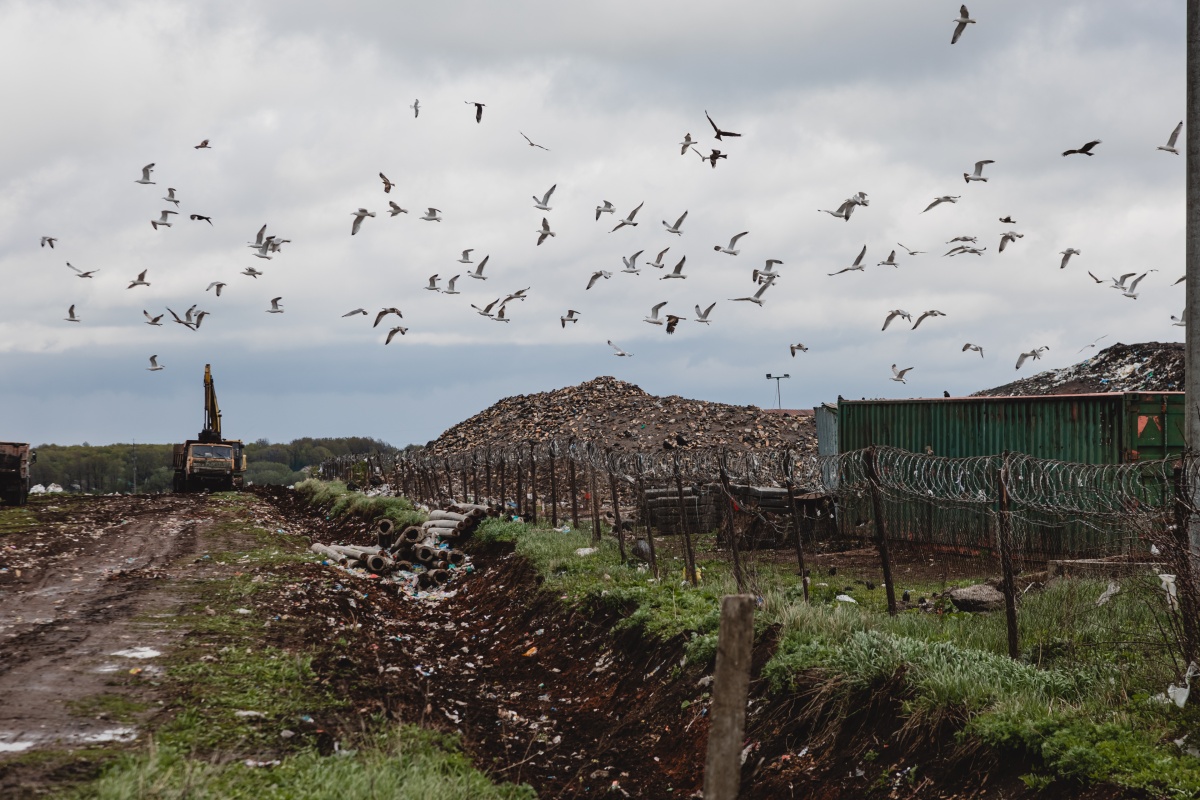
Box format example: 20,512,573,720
836,392,1185,463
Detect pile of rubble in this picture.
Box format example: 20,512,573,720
310,502,489,596
974,342,1184,397
429,376,817,455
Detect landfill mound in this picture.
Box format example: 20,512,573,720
429,375,816,454
973,342,1184,397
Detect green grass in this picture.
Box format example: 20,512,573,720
67,694,150,725
0,503,38,535
294,479,426,528
471,516,1200,797
77,726,536,800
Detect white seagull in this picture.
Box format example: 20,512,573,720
695,302,716,323
458,249,474,264
468,255,490,280
242,266,263,278
64,305,80,322
829,245,868,276
66,263,98,278
596,200,615,220
151,210,177,230
351,208,375,235
410,99,419,118
790,343,809,356
1171,313,1186,327
147,355,164,371
471,299,501,318
714,231,748,255
622,250,644,274
561,309,581,328
611,201,644,232
135,163,155,184
897,243,924,256
162,187,181,206
492,305,511,323
662,210,689,235
586,270,613,290
607,340,633,357
644,301,669,325
923,196,960,213
443,275,461,295
206,281,226,296
679,133,697,155
385,326,408,344
891,364,913,383
533,184,556,211
912,310,947,330
373,308,402,327
342,308,368,318
819,199,857,221
754,259,783,284
127,270,150,289
998,231,1024,252
1015,346,1050,370
1059,248,1081,269
388,201,408,216
962,343,984,357
421,208,442,222
661,255,687,279
881,310,912,331
40,236,57,248
143,310,163,326
646,247,670,269
951,5,975,45
730,282,772,306
266,297,284,314
425,274,441,292
1122,272,1150,299
1158,121,1184,154
520,132,549,150
877,250,899,268
536,217,555,246
964,159,994,183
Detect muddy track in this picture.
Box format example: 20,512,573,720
0,495,212,753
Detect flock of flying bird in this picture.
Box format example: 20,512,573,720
39,5,1186,385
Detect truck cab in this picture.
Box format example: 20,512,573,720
0,442,35,506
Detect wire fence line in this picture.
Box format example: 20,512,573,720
317,439,1200,662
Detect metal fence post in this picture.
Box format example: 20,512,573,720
569,441,580,530
863,446,899,616
529,441,538,525
549,441,559,528
997,453,1020,660
590,453,602,545
784,450,809,602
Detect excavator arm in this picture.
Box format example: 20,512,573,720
199,364,222,443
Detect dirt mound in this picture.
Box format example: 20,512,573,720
429,375,816,454
973,342,1184,396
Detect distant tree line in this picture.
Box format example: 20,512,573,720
29,437,399,494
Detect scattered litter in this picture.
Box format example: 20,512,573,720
523,647,538,657
574,547,598,557
244,759,281,768
235,608,252,615
1095,580,1120,606
835,594,857,604
111,647,160,659
234,710,266,719
0,742,34,753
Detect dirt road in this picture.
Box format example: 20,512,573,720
0,495,223,754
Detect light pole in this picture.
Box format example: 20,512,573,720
765,373,790,410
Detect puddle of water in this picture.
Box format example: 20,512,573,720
110,647,160,659
0,741,34,752
82,727,137,744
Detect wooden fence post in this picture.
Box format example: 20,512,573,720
863,446,899,616
549,442,559,528
717,454,747,594
1173,462,1200,666
569,442,580,530
702,594,756,800
605,449,627,562
498,456,507,516
673,453,699,586
636,455,659,577
529,441,538,525
997,454,1020,660
784,451,810,603
590,457,602,544
516,454,525,520
485,447,493,500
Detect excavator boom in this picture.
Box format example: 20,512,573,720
173,364,245,492
199,364,222,443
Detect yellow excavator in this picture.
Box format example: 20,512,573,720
172,364,247,492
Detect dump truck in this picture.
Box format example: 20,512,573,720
172,364,246,492
0,442,35,506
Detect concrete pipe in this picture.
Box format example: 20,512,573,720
345,559,364,570
429,569,451,585
446,550,466,566
310,543,347,564
428,510,468,523
330,544,381,561
365,553,393,573
417,571,436,588
415,545,437,563
400,526,423,544
376,518,396,535
433,560,449,570
421,519,462,530
393,560,414,572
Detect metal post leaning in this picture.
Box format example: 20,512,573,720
863,446,899,616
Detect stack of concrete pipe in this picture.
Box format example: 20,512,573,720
310,501,488,589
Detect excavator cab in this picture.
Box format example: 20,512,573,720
172,365,247,492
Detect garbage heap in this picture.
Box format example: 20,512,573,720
310,502,490,592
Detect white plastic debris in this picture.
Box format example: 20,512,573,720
1158,572,1180,612
574,547,598,557
1095,580,1120,606
110,647,161,659
835,594,858,604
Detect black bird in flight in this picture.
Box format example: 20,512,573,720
705,111,741,140
466,101,486,123
1062,140,1101,157
189,214,213,225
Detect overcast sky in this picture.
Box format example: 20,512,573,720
0,0,1185,447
